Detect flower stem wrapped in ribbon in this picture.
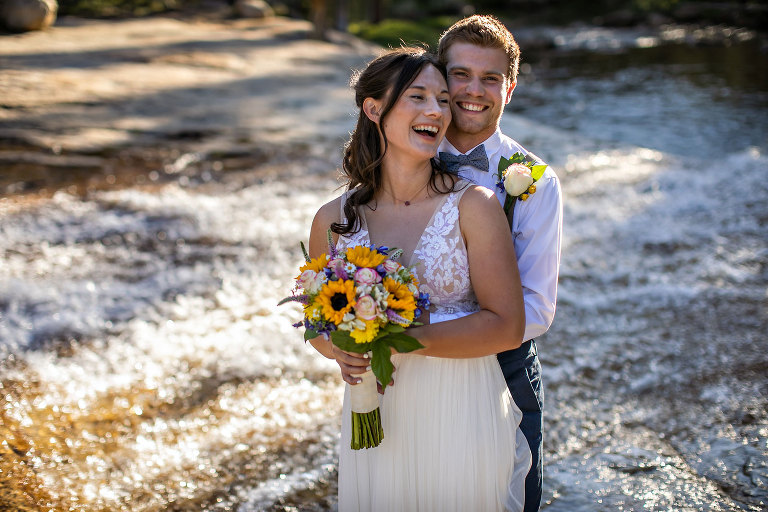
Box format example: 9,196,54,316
496,152,548,214
280,230,429,449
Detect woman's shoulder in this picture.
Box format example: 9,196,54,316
457,183,499,211
313,194,344,226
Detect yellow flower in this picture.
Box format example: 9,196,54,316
318,279,356,325
528,184,536,194
383,277,417,314
300,253,329,274
520,193,529,201
350,320,380,344
345,246,387,269
304,301,323,321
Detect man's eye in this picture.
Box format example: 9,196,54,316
439,98,450,104
411,95,424,100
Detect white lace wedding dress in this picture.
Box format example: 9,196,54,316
336,185,531,512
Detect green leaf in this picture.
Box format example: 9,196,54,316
382,332,424,354
300,240,311,263
330,330,371,354
371,340,395,392
381,323,405,334
510,152,526,164
304,328,320,341
531,164,547,181
497,156,510,173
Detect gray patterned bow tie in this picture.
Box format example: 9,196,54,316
438,144,489,173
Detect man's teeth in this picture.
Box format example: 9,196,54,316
460,103,485,112
414,125,438,134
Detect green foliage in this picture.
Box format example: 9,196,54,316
330,325,423,392
370,341,394,390
348,16,459,49
57,0,184,17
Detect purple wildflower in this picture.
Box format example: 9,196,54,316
278,294,311,306
334,260,348,281
386,308,409,325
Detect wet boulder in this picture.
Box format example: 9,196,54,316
0,0,57,32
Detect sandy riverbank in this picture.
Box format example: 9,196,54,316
0,13,380,200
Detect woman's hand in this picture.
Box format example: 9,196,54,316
331,345,396,393
331,346,370,385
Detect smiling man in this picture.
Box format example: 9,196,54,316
437,15,563,512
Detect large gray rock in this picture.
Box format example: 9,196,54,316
233,0,273,19
0,0,57,32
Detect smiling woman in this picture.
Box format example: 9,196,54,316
301,46,531,511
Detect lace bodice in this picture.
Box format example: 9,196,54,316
337,187,479,317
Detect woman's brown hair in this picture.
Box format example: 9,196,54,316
332,47,461,235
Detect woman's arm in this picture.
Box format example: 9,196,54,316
305,197,371,383
409,185,525,357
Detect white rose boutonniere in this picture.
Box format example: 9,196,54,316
496,152,547,214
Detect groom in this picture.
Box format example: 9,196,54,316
436,15,563,512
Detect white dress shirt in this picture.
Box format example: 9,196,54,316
438,127,563,342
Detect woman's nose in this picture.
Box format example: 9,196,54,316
424,97,443,117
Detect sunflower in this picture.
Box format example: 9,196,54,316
300,253,329,274
383,277,417,315
318,279,356,325
345,246,387,269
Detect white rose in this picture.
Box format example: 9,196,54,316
381,259,401,274
503,163,534,197
298,269,317,290
355,267,381,285
327,257,344,269
298,269,326,294
355,294,378,321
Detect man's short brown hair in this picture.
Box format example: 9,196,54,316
437,15,520,82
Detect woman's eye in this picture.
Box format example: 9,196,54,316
411,95,424,100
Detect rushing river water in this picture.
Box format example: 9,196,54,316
1,23,767,511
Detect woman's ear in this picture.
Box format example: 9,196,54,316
363,98,382,123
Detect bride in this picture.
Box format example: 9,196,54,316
306,47,531,511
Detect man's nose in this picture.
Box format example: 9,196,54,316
465,76,483,96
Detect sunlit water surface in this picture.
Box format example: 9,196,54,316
1,32,767,511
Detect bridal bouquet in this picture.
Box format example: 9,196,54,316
496,152,547,213
280,231,429,449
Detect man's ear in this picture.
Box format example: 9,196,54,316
363,98,382,123
504,80,517,105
